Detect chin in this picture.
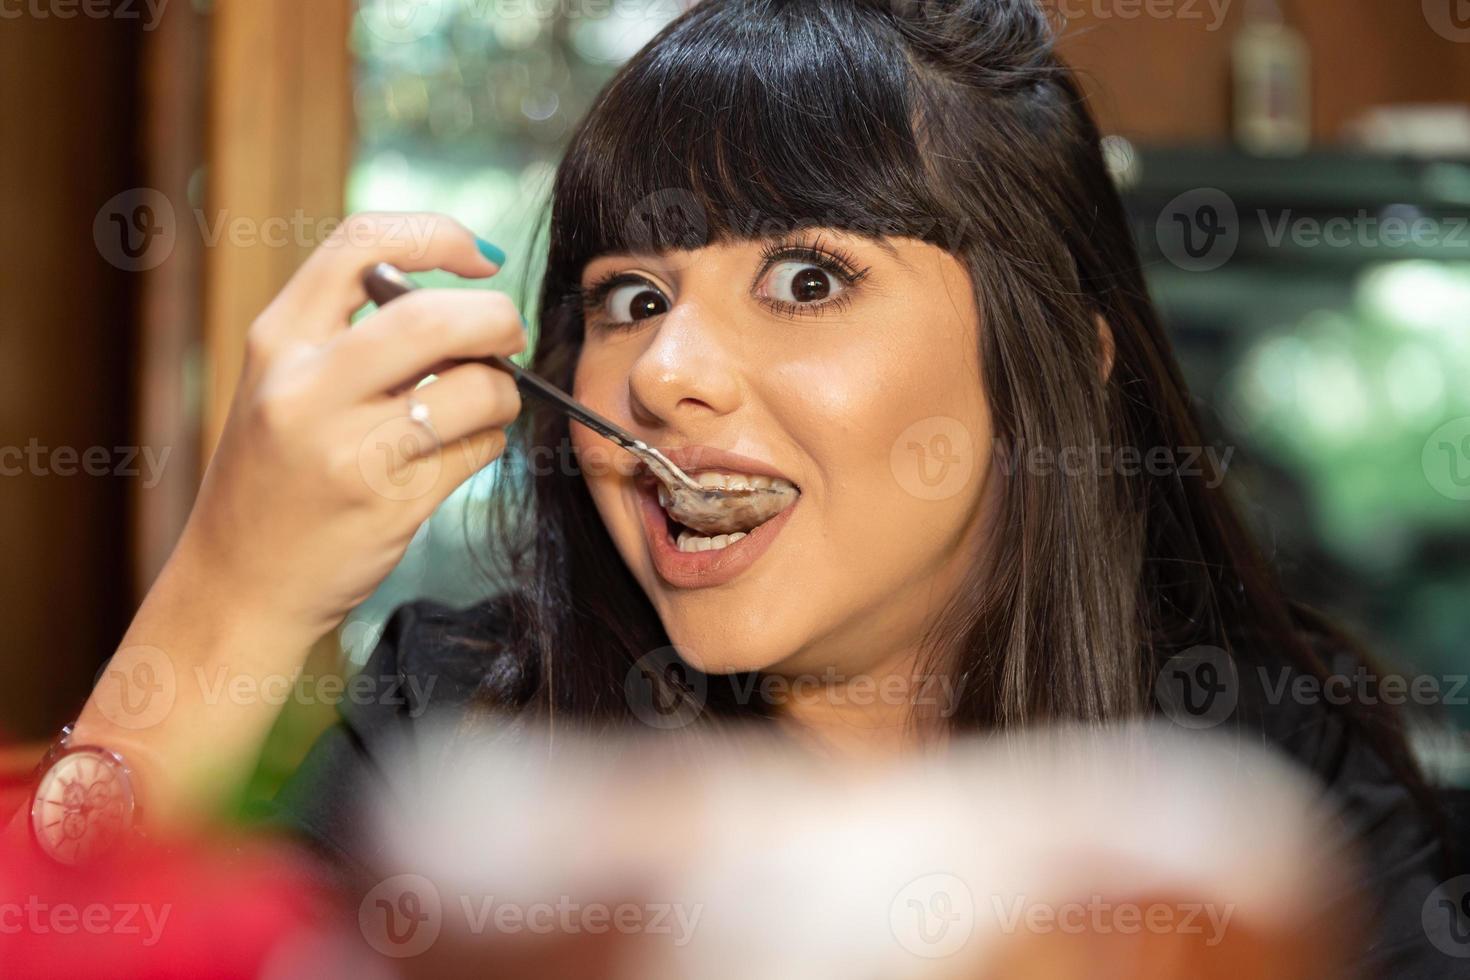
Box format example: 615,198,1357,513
660,613,801,677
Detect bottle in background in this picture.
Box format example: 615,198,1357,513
1232,0,1312,156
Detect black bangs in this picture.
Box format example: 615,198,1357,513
544,0,955,298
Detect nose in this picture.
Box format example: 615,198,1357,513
627,303,743,431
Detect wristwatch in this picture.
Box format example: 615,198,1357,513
28,724,141,865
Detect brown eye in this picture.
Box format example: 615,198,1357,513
762,260,843,306
605,281,670,324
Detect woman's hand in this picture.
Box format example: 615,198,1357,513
34,213,525,829
183,212,524,642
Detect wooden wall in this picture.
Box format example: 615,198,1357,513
0,11,143,740
0,0,352,742
1058,0,1470,143
202,0,356,455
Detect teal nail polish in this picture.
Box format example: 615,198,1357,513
475,236,507,266
519,313,529,331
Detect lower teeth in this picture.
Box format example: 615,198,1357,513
675,529,749,553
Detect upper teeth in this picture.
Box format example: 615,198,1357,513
698,471,794,491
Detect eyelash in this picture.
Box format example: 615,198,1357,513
578,236,871,328
755,237,869,320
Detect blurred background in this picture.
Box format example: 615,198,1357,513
2,0,1469,806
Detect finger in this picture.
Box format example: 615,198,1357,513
388,361,522,451
431,429,511,510
265,212,507,342
321,288,527,401
350,417,509,520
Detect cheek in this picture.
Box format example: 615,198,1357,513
570,343,620,417
567,419,658,605
570,342,631,475
767,307,989,605
777,311,985,505
568,419,628,518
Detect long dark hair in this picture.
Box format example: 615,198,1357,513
461,0,1436,825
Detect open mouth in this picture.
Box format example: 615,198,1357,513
632,449,802,589
653,472,800,553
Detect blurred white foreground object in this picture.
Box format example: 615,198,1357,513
356,722,1358,979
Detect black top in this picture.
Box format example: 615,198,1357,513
259,597,1468,978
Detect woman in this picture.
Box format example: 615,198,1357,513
15,0,1460,973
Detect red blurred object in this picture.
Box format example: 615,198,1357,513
0,831,335,979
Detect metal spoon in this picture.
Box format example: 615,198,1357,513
362,263,794,535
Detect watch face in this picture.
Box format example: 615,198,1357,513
30,747,135,865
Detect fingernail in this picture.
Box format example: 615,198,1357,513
519,313,529,331
475,236,507,267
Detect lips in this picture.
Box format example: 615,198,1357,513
633,446,800,590
643,446,799,486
